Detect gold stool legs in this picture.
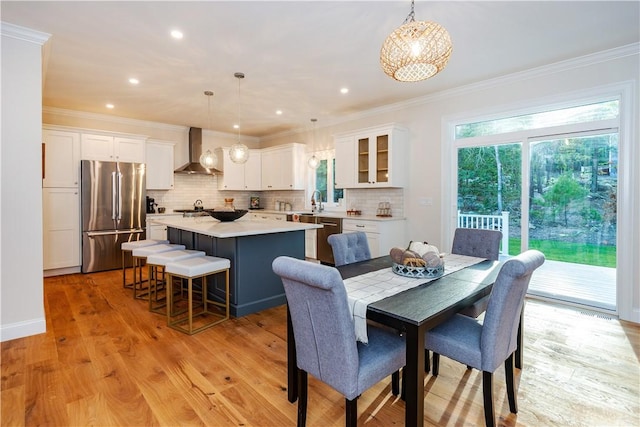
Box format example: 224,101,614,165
166,268,230,335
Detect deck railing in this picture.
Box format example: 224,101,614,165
457,211,510,255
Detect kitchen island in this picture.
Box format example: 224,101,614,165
148,216,322,317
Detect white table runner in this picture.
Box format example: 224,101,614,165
343,254,486,343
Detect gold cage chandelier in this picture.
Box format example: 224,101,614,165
380,0,452,82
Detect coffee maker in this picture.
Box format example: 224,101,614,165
146,196,156,214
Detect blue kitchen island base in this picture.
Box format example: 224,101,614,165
167,227,305,317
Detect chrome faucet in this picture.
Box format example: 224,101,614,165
311,190,323,213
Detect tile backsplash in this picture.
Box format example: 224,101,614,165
148,174,404,217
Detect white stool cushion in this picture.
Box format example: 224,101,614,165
132,244,185,257
122,239,169,250
165,256,230,277
146,250,205,266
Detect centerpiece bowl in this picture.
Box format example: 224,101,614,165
204,209,248,222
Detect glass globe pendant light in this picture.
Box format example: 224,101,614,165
199,90,218,169
229,72,250,164
307,118,320,170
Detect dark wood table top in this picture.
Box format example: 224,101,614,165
337,255,502,330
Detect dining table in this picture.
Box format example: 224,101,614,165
285,254,503,427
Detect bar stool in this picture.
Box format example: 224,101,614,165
131,244,185,300
145,249,206,314
121,239,169,289
165,256,231,335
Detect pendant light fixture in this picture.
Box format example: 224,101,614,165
380,0,452,82
199,90,218,169
307,118,320,170
229,72,250,164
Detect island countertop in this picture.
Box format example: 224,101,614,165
148,215,322,238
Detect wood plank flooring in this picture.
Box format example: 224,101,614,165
2,270,639,426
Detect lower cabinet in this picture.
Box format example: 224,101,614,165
342,218,406,258
43,187,81,270
147,223,168,240
305,229,317,259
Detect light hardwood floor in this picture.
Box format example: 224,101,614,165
2,270,639,426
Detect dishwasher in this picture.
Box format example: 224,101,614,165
315,216,342,265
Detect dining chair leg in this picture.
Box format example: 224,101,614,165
505,353,518,413
345,397,358,427
432,352,440,376
297,370,308,427
482,371,495,427
515,312,524,369
424,349,431,372
400,368,406,401
391,370,400,396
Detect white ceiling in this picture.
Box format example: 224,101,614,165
2,1,639,138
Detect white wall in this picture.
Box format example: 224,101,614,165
1,24,50,340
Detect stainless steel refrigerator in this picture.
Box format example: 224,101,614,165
81,160,146,273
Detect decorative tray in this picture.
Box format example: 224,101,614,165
392,262,444,279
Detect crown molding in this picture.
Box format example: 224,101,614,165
43,106,187,133
262,42,640,142
1,22,50,44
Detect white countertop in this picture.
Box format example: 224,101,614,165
253,209,406,222
148,215,322,238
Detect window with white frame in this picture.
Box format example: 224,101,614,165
308,150,345,211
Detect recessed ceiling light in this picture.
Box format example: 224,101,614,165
276,110,283,115
340,87,349,94
233,124,240,129
128,78,139,85
106,103,114,109
170,29,183,39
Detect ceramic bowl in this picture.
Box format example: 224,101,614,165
204,209,248,222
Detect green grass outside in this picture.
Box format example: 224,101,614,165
508,238,616,268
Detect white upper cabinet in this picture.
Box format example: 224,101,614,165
334,135,356,189
81,133,146,163
216,148,262,191
43,129,80,188
334,124,408,188
261,143,306,190
146,140,175,190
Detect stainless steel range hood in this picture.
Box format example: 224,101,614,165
174,127,222,175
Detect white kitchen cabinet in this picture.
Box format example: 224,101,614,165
43,187,80,270
261,143,306,190
81,133,146,163
334,124,408,188
43,129,80,188
305,229,317,259
342,218,406,258
334,135,356,189
215,148,262,191
146,140,175,190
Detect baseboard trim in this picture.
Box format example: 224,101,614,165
1,318,46,342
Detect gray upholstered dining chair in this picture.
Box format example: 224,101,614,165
424,250,544,427
327,232,372,267
425,227,503,372
272,256,405,427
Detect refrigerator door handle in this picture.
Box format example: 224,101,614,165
111,171,117,220
86,229,145,237
117,172,123,221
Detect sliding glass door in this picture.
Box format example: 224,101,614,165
526,132,617,309
454,99,619,312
